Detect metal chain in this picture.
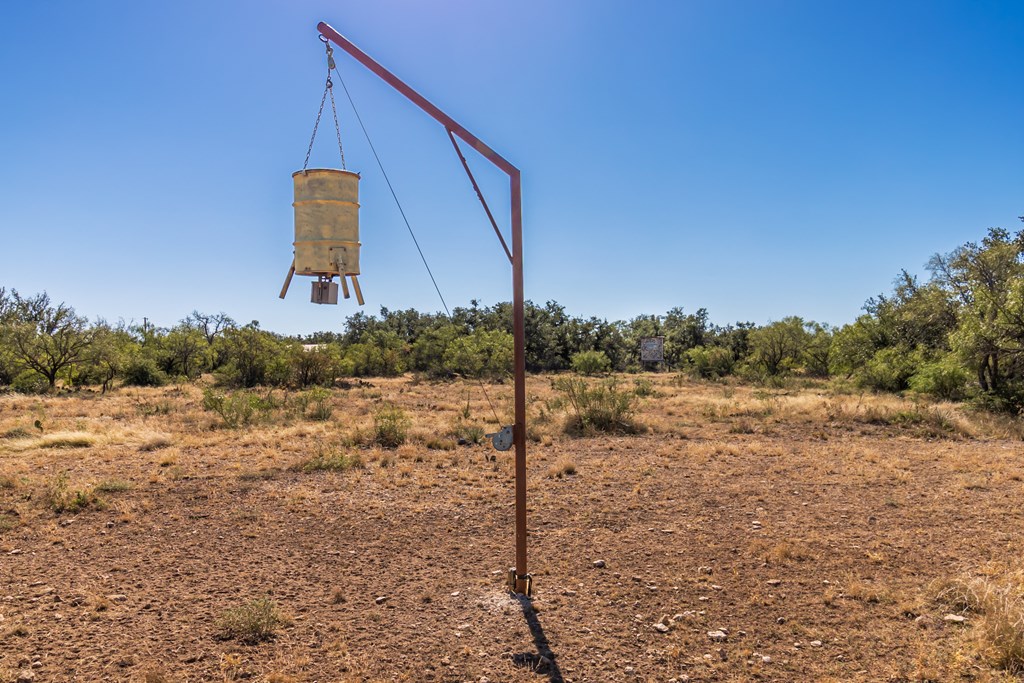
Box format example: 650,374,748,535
328,76,346,170
303,42,346,171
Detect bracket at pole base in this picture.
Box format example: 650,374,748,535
507,567,533,596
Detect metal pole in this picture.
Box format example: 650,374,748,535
510,170,529,595
316,21,531,595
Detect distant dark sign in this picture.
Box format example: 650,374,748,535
639,336,665,362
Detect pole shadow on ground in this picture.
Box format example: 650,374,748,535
511,595,565,682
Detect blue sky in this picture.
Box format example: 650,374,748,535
1,1,1021,335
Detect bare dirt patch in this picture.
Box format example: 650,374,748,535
2,377,1023,681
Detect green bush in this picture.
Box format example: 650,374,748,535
11,369,48,394
303,387,333,421
450,419,486,445
685,346,735,379
122,358,168,387
571,350,612,376
201,388,276,428
442,329,513,380
632,377,656,397
858,347,920,392
374,404,411,448
553,377,642,434
908,357,971,401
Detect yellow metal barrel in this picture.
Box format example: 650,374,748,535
292,169,361,277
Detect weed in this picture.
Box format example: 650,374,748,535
296,450,363,473
554,377,643,434
303,387,333,421
728,418,757,434
139,434,173,452
374,405,410,448
136,400,174,417
201,388,276,428
94,480,133,493
450,419,485,445
215,597,288,644
46,472,103,514
547,458,578,478
237,469,279,481
633,377,656,397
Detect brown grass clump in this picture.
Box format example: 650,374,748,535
546,457,578,479
36,431,95,449
138,433,173,451
935,569,1024,672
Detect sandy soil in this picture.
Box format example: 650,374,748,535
1,376,1023,682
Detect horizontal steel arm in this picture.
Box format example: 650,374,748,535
317,22,519,179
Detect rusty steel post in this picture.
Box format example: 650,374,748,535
316,22,531,595
510,169,528,593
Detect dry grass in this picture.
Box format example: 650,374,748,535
936,568,1024,672
36,431,96,449
2,374,1024,681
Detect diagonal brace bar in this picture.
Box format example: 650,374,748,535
446,128,513,265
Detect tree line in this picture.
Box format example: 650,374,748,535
1,219,1022,411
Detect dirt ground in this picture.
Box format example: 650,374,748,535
1,375,1023,682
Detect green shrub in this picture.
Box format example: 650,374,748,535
303,387,334,421
442,329,513,380
571,350,611,376
122,358,168,387
858,347,920,393
451,419,486,445
374,404,411,448
908,357,971,401
215,597,288,644
685,346,735,379
201,388,276,428
632,378,656,397
11,369,48,394
553,377,642,434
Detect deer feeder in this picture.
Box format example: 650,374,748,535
279,168,364,305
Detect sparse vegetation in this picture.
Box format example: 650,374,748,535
554,377,643,434
295,450,363,473
45,472,103,513
214,597,288,644
2,369,1024,681
201,388,275,428
373,404,410,448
